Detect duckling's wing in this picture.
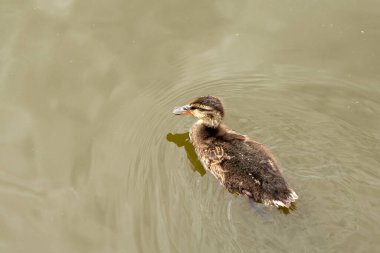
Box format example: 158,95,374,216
224,128,280,172
221,129,298,207
194,145,232,185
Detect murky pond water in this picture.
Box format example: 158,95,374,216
1,0,380,252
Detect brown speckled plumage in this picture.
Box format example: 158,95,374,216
173,96,298,208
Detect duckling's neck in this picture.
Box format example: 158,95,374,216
193,120,223,139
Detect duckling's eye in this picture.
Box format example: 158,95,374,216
190,106,210,111
190,106,203,111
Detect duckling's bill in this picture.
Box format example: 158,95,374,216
173,105,192,116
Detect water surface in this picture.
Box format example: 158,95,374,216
1,0,380,252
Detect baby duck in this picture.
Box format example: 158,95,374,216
173,96,298,208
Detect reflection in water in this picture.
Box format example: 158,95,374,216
166,132,206,176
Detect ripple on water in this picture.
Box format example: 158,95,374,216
90,63,380,252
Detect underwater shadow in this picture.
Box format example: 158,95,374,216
278,202,297,215
166,132,206,176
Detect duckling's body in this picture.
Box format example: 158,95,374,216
173,96,297,208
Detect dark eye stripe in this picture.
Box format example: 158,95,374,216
198,107,212,111
190,105,213,111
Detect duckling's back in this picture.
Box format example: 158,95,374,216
190,123,298,208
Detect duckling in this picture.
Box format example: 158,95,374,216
173,96,298,208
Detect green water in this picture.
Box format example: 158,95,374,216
1,0,380,252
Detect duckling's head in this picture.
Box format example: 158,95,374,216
173,96,224,128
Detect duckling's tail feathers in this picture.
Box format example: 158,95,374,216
270,190,298,208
